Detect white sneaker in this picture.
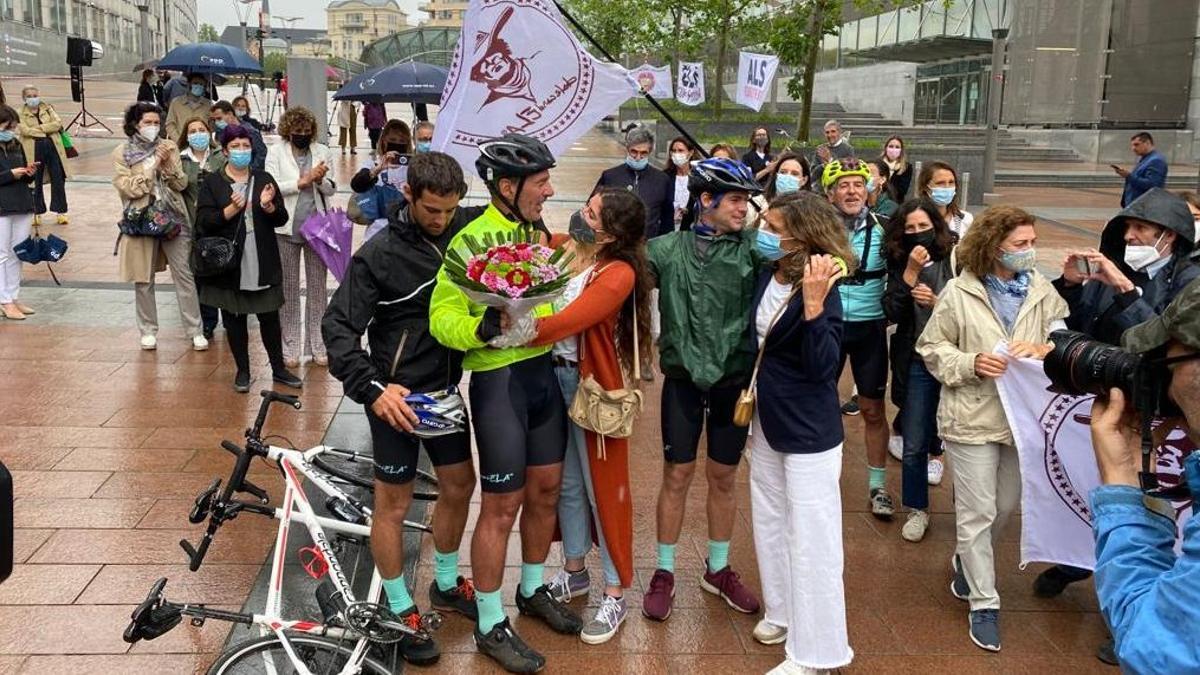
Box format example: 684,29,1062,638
901,510,930,543
192,335,209,351
766,660,827,675
927,457,945,486
888,435,904,461
140,335,157,351
753,619,787,645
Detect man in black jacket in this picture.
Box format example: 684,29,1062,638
322,152,482,667
594,126,674,238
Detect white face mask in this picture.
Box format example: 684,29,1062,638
139,125,160,142
1123,230,1167,271
671,152,689,167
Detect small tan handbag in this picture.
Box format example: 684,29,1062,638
568,267,642,458
733,283,804,428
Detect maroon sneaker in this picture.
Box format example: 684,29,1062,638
641,569,675,621
700,563,761,614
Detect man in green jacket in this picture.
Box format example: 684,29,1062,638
641,158,764,623
429,134,581,673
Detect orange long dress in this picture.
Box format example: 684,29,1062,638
531,261,636,588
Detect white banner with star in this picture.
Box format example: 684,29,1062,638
995,354,1191,569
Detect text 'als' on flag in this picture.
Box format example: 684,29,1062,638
735,51,779,112
676,61,704,107
996,356,1192,570
631,63,673,99
433,0,639,172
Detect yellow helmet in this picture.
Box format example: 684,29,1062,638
820,158,870,190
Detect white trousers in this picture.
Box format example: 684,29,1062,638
0,213,33,303
944,440,1021,611
750,427,854,670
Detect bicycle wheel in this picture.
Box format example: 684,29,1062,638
207,634,392,675
314,451,439,501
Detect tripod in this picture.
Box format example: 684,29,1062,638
65,75,112,134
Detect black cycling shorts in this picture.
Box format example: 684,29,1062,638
365,405,471,485
468,353,567,493
839,318,888,400
661,376,749,466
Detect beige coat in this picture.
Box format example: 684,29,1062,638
111,141,188,284
165,95,211,141
17,102,69,179
916,270,1068,446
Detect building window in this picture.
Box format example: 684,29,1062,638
23,0,43,26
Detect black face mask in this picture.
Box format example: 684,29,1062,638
291,134,312,150
386,142,408,155
902,229,939,257
569,210,596,244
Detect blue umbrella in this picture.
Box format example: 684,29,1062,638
333,62,448,105
157,42,262,75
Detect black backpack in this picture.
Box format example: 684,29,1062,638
0,459,11,584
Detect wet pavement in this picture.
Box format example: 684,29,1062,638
0,77,1121,673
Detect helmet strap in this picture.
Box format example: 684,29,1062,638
493,175,530,226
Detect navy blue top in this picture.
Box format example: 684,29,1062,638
749,270,845,454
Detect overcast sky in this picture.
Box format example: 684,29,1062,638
198,0,426,32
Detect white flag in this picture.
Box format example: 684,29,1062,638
996,355,1191,570
433,0,638,172
631,63,673,99
676,61,705,107
735,51,779,112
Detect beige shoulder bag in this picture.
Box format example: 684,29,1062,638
567,265,643,458
733,282,805,428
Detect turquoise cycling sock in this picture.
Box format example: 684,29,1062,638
657,542,676,574
869,465,887,492
707,540,730,573
520,562,544,598
475,588,505,634
381,574,414,613
433,548,459,593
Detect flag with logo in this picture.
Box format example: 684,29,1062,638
631,63,673,99
676,61,705,107
996,355,1192,570
433,0,639,171
735,51,779,112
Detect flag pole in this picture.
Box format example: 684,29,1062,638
552,1,710,159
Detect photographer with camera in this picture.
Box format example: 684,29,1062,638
1057,282,1200,674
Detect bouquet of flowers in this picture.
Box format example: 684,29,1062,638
443,228,575,346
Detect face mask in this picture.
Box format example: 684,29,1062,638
0,130,14,143
569,210,596,244
235,109,248,118
24,97,39,108
669,152,688,167
625,155,649,171
228,149,253,169
866,178,877,194
386,142,408,155
190,84,206,97
774,173,800,195
187,132,210,150
930,186,956,206
754,137,767,148
755,229,794,262
999,247,1037,273
415,141,432,153
291,134,313,150
1123,231,1167,271
139,126,160,142
214,119,228,131
885,146,902,160
902,230,937,254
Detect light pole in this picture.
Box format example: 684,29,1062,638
134,1,151,64
272,16,303,54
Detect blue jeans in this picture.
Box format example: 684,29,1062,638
901,359,941,511
554,364,620,587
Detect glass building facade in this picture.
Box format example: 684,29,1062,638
360,26,461,69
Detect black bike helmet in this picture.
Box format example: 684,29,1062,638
688,157,762,196
475,133,557,183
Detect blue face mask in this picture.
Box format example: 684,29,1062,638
999,247,1037,273
930,186,956,206
774,173,801,195
187,132,210,151
214,119,228,131
754,228,792,262
190,84,206,97
625,155,649,171
415,141,432,153
24,97,39,108
228,149,252,169
0,130,13,142
866,177,877,194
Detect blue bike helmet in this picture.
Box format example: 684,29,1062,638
688,157,762,196
406,388,467,438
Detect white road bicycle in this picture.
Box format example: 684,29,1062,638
123,390,441,674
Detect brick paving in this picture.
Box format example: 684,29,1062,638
0,77,1120,673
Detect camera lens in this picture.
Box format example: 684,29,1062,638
1044,330,1143,398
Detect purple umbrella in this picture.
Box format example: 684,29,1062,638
299,207,353,282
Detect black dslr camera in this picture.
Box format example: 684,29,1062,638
1044,329,1186,496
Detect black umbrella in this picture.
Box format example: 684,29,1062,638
333,61,448,105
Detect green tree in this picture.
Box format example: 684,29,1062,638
560,0,655,61
199,23,220,43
